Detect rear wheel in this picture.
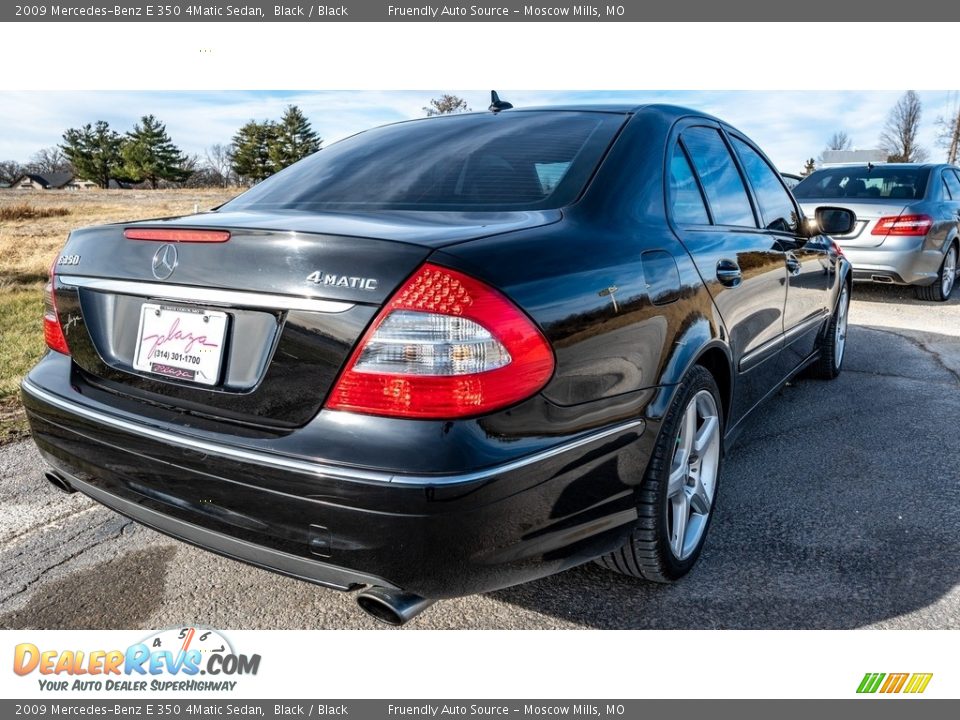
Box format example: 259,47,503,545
914,243,957,302
810,281,849,380
597,366,722,583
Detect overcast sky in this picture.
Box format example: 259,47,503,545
1,90,957,174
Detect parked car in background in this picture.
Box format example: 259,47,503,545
781,172,803,190
794,163,960,301
23,103,853,625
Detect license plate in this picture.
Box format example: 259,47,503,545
133,304,228,386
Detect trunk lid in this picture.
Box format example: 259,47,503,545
55,210,558,429
800,200,909,247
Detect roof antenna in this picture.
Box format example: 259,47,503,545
489,91,513,113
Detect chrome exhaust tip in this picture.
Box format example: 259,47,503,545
356,586,435,626
44,471,76,494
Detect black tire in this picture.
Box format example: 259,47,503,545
810,281,850,380
596,365,722,583
914,243,957,302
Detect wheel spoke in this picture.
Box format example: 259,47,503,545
667,463,687,498
670,494,689,558
681,401,697,457
689,479,711,514
693,415,718,454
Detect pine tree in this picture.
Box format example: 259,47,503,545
802,158,816,176
122,115,191,189
60,121,124,189
423,94,471,116
230,120,277,183
268,105,321,171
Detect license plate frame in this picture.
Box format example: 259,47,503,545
133,303,229,386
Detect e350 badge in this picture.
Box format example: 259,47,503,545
13,627,261,692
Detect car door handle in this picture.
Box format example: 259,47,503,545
785,252,802,276
716,259,742,287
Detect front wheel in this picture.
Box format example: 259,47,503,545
597,365,722,583
914,244,957,302
810,281,849,380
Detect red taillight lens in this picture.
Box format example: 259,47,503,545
44,261,70,355
871,214,933,236
326,263,555,419
124,228,230,243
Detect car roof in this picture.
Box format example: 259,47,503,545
813,163,947,171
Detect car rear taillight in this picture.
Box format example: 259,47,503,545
43,260,70,355
326,263,555,419
871,214,933,236
123,228,231,242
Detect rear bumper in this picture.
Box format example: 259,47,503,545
840,236,942,286
21,363,646,599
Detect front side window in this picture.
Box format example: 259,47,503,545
682,127,756,228
732,137,800,234
668,143,709,225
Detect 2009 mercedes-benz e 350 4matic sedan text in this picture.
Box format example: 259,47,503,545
22,100,854,625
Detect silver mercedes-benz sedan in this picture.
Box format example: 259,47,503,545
795,163,959,301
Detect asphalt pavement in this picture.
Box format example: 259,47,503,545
1,283,958,630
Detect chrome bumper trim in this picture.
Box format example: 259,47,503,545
22,378,643,486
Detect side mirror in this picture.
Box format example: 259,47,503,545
814,206,856,236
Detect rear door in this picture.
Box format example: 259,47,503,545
940,168,960,235
667,122,787,425
728,132,832,373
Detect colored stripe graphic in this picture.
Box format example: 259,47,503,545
903,674,933,694
857,673,885,693
857,672,932,694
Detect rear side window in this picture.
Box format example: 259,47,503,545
668,143,709,224
732,137,800,234
944,170,960,199
682,127,756,228
794,166,931,200
221,111,626,212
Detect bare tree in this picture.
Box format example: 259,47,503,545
423,94,471,117
26,146,73,175
935,112,960,164
801,158,816,176
204,144,235,187
827,132,851,151
0,160,24,184
817,131,853,164
880,91,929,162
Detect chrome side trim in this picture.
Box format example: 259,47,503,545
783,310,829,346
57,275,355,314
22,379,643,486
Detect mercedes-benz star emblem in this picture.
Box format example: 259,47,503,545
151,244,178,280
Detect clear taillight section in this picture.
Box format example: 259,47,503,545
326,263,554,419
43,261,70,355
871,214,933,236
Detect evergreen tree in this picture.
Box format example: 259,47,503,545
268,105,321,171
122,115,191,189
802,158,816,176
230,120,277,183
60,121,123,189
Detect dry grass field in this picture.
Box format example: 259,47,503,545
0,188,240,441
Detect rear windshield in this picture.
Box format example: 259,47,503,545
221,111,625,212
793,166,930,201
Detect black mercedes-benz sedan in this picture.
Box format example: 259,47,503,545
22,102,854,625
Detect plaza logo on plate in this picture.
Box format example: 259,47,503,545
12,627,261,693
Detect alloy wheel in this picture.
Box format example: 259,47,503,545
667,390,721,560
943,246,957,298
835,284,849,368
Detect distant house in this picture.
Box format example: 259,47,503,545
10,172,96,190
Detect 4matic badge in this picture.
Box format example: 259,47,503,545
307,270,378,291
